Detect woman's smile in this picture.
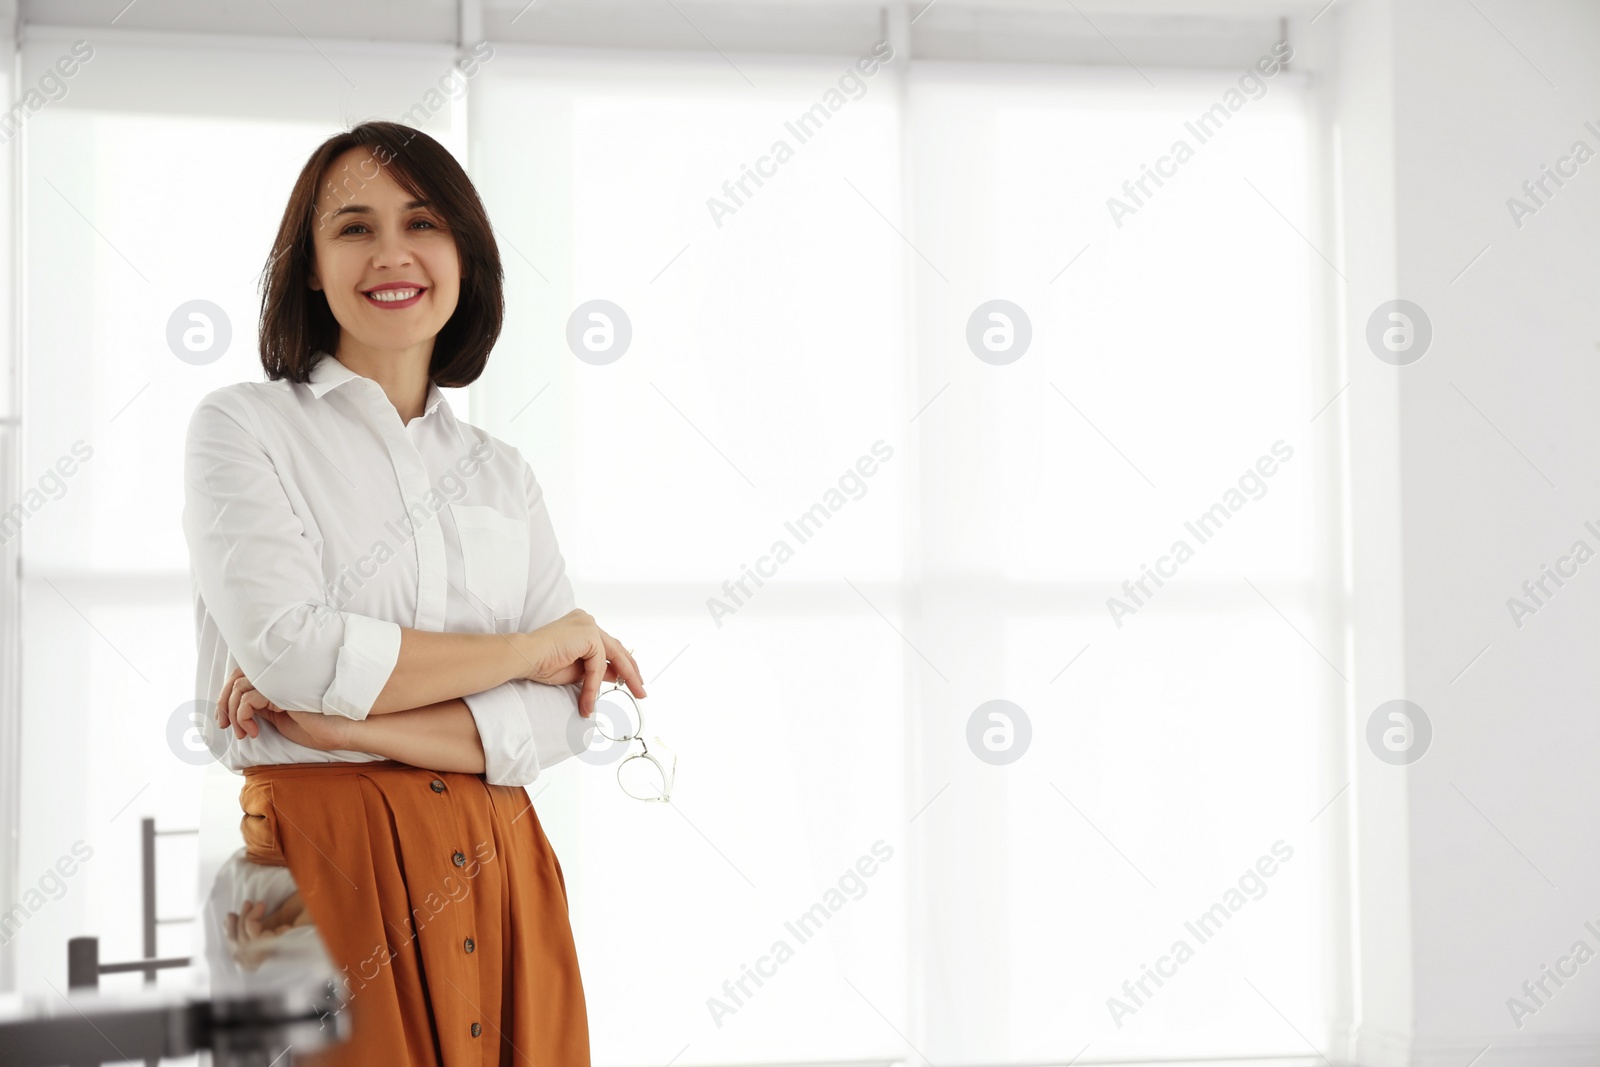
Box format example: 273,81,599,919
362,281,428,309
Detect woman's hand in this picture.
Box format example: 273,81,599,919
219,665,353,750
226,893,312,972
522,609,647,717
218,665,282,740
256,706,356,752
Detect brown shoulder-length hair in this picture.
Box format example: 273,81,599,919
258,120,504,388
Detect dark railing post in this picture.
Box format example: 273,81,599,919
140,818,159,1067
66,936,98,991
140,817,156,982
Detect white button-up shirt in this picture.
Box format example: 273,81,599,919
182,350,581,786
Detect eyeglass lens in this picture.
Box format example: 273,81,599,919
618,754,670,802
593,690,641,743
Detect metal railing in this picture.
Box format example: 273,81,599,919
66,816,197,991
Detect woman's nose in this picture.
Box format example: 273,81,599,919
371,227,415,267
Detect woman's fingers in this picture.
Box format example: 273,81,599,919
525,611,649,710
218,667,244,730
578,633,608,718
580,630,649,716
259,892,301,933
240,899,266,940
218,666,293,743
624,644,645,696
237,690,272,740
599,631,647,698
234,692,262,739
221,671,268,740
232,680,250,739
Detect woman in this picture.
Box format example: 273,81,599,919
182,120,645,1065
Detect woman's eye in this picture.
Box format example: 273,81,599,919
337,219,440,235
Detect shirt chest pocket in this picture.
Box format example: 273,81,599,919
448,502,530,623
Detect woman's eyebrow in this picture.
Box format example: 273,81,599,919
326,198,432,219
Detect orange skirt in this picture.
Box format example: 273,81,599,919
239,760,590,1066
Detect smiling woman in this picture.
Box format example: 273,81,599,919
182,121,648,1065
316,186,453,331
259,128,498,407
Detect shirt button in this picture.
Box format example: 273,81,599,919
452,851,466,867
430,779,445,793
464,937,475,953
471,1023,482,1037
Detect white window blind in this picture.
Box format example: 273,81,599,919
903,61,1326,1061
469,47,910,1065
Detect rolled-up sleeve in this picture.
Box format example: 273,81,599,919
182,394,401,719
463,679,582,786
462,454,584,786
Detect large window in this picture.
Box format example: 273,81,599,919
905,62,1326,1061
470,48,909,1064
8,23,1339,1067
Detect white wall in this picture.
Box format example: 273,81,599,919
0,0,21,996
1329,1,1600,1064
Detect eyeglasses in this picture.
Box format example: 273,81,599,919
579,680,676,803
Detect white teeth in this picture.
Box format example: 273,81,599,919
367,288,420,302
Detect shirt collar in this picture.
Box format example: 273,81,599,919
307,350,448,418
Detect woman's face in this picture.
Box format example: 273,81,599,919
307,147,461,355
